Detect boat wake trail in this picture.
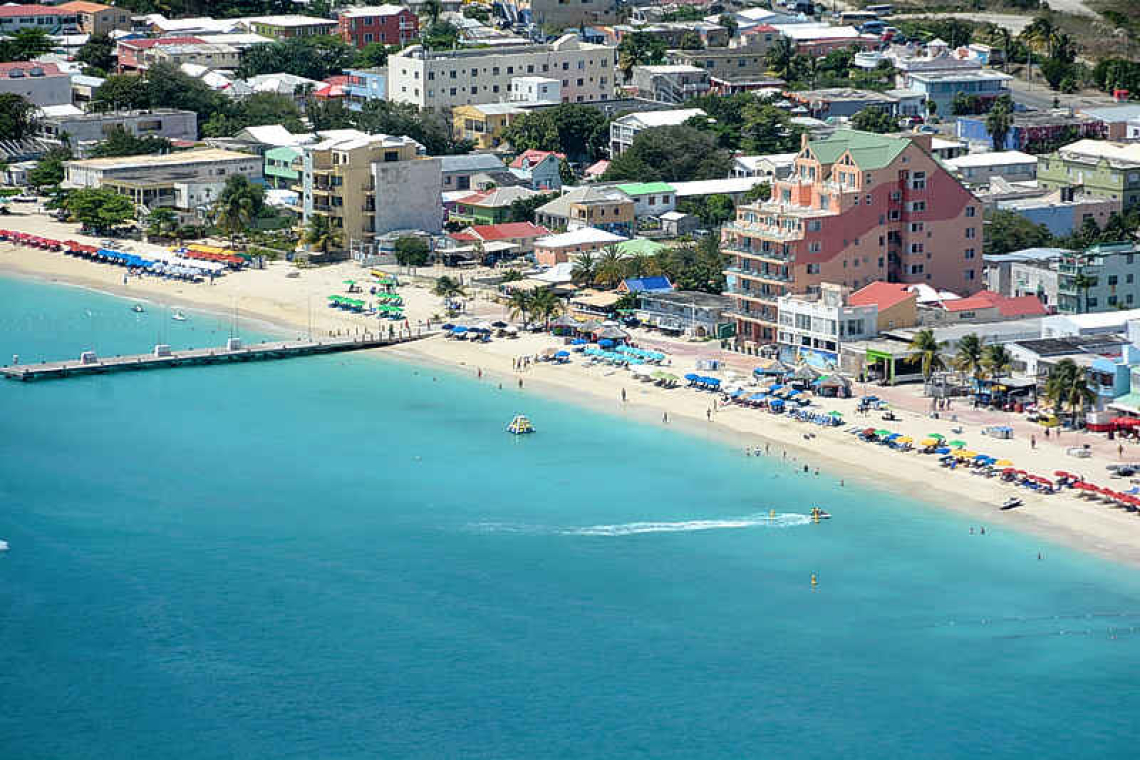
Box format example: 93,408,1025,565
469,513,811,536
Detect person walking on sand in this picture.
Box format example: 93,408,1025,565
1119,443,1125,459
518,378,523,389
706,408,712,421
1031,434,1036,450
621,388,627,403
663,412,668,423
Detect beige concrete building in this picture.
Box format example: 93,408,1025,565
387,35,615,112
452,103,526,150
63,148,262,190
300,131,442,254
58,1,131,36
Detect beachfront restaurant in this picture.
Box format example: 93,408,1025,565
569,290,621,321
840,339,924,385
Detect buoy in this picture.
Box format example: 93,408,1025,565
811,573,817,588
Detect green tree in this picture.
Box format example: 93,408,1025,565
306,98,353,131
213,175,265,247
604,125,731,183
558,158,575,186
508,288,533,327
91,74,151,113
432,274,466,313
421,20,459,50
618,32,666,81
571,250,597,286
984,209,1053,256
0,94,36,141
507,191,557,224
595,246,626,289
953,333,985,386
765,36,796,80
0,28,53,61
203,92,304,138
1069,271,1097,314
354,42,390,69
982,343,1013,379
394,235,430,267
304,213,344,255
740,102,805,154
145,62,227,132
501,112,559,153
88,126,172,158
985,94,1014,150
908,328,945,385
238,36,358,81
76,32,116,75
1044,358,1094,427
352,99,461,155
27,147,71,190
145,207,179,239
66,187,135,233
528,287,563,328
851,107,898,134
421,0,443,25
678,31,703,51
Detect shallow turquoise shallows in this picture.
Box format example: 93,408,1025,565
2,274,1140,759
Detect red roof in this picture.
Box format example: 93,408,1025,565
0,61,62,75
455,222,551,242
119,37,205,50
848,281,914,311
585,159,610,176
949,289,1048,317
509,149,565,170
743,24,777,34
0,5,70,18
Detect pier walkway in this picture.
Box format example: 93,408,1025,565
2,332,434,381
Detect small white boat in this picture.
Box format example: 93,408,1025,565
1001,497,1023,510
0,539,8,551
171,309,187,321
507,414,534,435
131,304,144,313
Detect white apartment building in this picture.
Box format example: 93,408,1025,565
609,108,705,156
777,283,878,367
387,35,614,112
510,76,560,103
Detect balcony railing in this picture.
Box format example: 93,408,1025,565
723,243,792,262
726,266,792,283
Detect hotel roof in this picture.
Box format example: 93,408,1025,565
808,129,911,171
944,150,1037,169
66,148,256,170
613,108,706,129
58,1,111,12
339,5,409,17
848,281,914,311
0,5,72,18
451,222,550,242
535,227,628,248
241,15,338,28
1056,139,1140,166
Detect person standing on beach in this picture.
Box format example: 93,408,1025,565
1119,443,1125,459
663,412,668,423
706,408,711,421
1031,434,1036,450
621,388,627,403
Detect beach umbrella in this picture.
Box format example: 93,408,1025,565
896,436,913,444
1054,470,1071,477
948,440,966,448
935,447,951,454
928,433,945,440
599,338,615,348
827,410,843,417
920,438,938,447
684,373,700,381
554,350,570,358
874,429,892,437
995,459,1013,467
492,321,508,328
571,338,587,345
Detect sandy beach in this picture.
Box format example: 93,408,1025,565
3,208,1140,567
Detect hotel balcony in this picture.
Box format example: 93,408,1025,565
726,266,793,284
723,243,793,263
723,222,804,243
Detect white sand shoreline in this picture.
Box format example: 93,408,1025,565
2,217,1140,568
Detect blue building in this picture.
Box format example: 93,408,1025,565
344,68,386,111
905,70,1011,120
956,111,1107,152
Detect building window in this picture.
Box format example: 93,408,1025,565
890,191,901,201
909,201,926,212
911,171,926,190
965,227,976,239
965,248,975,259
889,209,900,221
966,206,976,217
1109,295,1119,306
807,263,820,274
910,243,924,254
910,222,923,232
809,242,821,253
965,269,975,281
909,264,924,274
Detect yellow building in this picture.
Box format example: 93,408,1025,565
452,103,526,150
300,131,442,255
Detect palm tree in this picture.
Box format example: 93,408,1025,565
507,288,533,327
595,246,626,289
1021,16,1056,56
1045,358,1093,427
953,333,985,382
528,287,563,329
213,176,261,248
571,251,597,287
908,328,945,388
433,275,466,314
624,251,655,278
994,27,1013,72
985,102,1013,151
982,343,1013,379
303,214,343,255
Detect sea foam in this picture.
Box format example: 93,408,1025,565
469,513,811,537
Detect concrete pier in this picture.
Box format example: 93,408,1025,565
2,332,434,381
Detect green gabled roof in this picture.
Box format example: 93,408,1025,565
615,238,666,256
807,129,910,171
265,146,303,161
616,181,675,196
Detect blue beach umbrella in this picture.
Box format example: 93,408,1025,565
554,350,569,358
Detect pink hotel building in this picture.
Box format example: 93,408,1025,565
723,129,983,349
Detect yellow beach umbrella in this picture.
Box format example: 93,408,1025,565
995,459,1013,467
896,436,913,444
957,450,978,458
920,437,939,447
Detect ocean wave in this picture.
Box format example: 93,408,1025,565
468,513,811,537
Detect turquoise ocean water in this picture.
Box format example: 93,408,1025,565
2,274,1140,759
